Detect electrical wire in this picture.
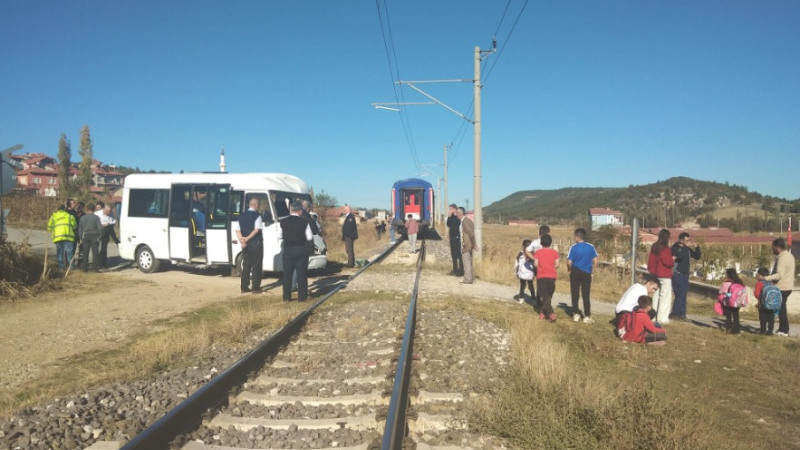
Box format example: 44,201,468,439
493,0,513,40
375,0,421,172
483,0,530,85
447,0,529,165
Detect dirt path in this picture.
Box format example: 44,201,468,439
0,268,244,389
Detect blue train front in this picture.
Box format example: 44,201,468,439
391,178,435,234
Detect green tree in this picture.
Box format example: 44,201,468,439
57,133,73,199
313,190,337,209
78,125,93,198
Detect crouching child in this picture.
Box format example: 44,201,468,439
617,295,667,345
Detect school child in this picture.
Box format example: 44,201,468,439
754,267,781,336
513,239,535,304
618,295,667,345
717,268,748,335
534,234,559,321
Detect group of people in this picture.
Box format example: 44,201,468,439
714,238,795,336
510,225,796,345
47,199,120,273
446,204,477,284
237,198,320,303
513,226,599,323
646,228,795,337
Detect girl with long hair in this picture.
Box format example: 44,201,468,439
647,228,675,325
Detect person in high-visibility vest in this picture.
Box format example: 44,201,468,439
47,205,77,270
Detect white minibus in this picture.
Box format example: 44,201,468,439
119,172,327,274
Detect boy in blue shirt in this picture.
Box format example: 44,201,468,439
567,228,598,323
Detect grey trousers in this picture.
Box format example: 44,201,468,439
462,251,474,283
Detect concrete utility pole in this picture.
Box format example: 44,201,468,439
473,46,483,258
472,42,496,260
443,143,449,222
436,177,441,225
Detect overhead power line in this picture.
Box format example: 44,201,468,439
484,0,530,84
374,0,421,172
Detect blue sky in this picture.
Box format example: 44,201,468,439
2,1,798,210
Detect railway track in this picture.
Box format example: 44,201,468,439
2,236,510,450
115,239,424,449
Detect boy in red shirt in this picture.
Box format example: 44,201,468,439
620,296,667,345
534,234,560,322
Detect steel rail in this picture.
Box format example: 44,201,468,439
381,238,425,449
121,240,403,450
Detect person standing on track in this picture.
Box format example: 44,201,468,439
446,204,463,276
405,214,419,253
670,232,701,321
567,228,598,323
279,202,313,302
457,206,476,284
237,198,263,294
341,205,358,268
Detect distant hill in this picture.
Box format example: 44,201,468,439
484,177,799,229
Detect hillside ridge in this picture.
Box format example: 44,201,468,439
484,177,799,229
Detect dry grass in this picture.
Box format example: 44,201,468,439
0,237,64,300
0,296,306,416
425,296,800,449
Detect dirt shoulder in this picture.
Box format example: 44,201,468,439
0,268,243,389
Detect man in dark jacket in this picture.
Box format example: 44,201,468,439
300,200,319,235
279,202,313,301
78,203,103,272
670,232,701,321
341,206,358,267
446,204,463,276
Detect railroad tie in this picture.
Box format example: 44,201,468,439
234,390,388,407
208,413,379,432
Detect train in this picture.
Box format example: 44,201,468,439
391,178,435,233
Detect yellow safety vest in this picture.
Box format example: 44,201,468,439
47,210,77,243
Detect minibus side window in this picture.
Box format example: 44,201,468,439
128,189,169,218
207,186,230,230
244,193,272,225
170,186,192,227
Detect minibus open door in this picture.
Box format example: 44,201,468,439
168,183,233,264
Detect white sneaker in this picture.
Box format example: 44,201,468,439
583,316,594,324
775,331,789,337
573,313,581,322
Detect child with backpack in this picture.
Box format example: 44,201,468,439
617,295,667,345
514,239,535,304
717,268,749,335
754,267,782,336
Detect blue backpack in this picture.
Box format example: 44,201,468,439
759,282,782,312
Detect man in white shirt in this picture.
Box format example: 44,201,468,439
94,203,118,267
524,225,550,261
616,275,660,316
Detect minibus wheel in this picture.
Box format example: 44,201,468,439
232,252,244,277
137,245,161,273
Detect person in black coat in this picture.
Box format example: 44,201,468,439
341,206,358,267
279,202,313,301
446,204,463,276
